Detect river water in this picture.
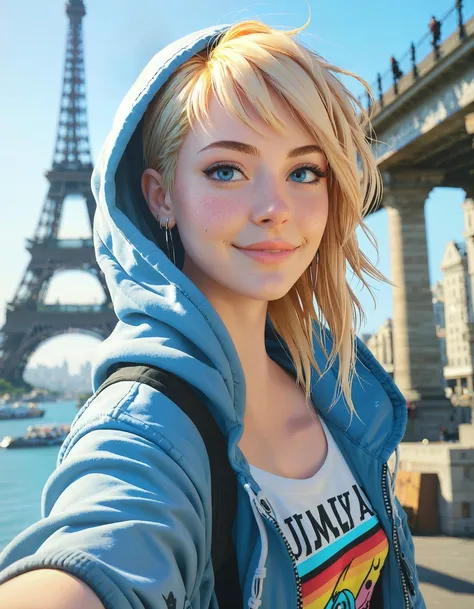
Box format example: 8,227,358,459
0,400,77,551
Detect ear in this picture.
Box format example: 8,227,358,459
141,168,175,226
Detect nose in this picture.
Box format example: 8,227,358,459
251,183,291,227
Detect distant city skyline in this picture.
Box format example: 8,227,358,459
24,359,93,394
1,0,468,376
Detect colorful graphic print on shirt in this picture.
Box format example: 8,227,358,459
283,484,389,608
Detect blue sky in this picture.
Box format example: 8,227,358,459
1,0,469,374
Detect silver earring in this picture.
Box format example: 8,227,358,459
311,251,320,290
162,217,176,266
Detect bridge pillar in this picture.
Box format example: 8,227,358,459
383,172,455,441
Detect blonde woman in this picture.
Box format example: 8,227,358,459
0,19,424,609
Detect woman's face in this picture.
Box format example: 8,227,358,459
145,91,329,303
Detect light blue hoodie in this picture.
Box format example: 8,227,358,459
0,24,424,609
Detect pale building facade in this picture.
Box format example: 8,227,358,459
364,304,447,384
437,200,474,395
441,238,474,394
365,318,394,377
431,281,448,374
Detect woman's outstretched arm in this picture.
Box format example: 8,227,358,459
0,383,213,609
0,569,105,609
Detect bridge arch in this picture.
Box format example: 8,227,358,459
17,326,108,388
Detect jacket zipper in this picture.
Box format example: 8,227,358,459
249,468,414,609
381,462,411,608
257,496,303,609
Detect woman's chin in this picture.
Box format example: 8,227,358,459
230,281,294,303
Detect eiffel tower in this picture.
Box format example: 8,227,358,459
0,0,116,387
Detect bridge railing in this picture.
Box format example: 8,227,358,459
35,304,112,313
56,238,94,248
6,303,112,313
26,237,94,248
358,1,472,113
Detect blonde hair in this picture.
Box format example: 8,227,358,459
142,18,387,414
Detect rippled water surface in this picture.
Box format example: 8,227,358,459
0,400,77,550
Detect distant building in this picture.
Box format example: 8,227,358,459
363,292,446,383
441,240,473,393
431,281,448,378
364,318,394,377
437,199,474,396
24,360,93,395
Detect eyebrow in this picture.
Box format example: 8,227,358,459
198,140,323,158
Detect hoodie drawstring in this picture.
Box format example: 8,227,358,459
392,445,400,491
243,483,269,609
388,447,403,528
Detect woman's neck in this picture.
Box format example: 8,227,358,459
203,287,274,417
181,260,276,415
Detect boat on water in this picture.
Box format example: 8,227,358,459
0,423,71,449
0,402,45,420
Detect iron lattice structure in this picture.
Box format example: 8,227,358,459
0,0,116,386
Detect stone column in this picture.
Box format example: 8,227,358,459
383,172,454,441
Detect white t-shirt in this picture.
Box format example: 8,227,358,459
249,419,388,609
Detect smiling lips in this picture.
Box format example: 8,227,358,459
234,240,299,264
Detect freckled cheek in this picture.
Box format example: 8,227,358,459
298,194,329,235
183,195,245,238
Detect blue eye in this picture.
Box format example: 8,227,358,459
203,162,327,184
203,163,244,182
215,167,237,181
290,165,326,184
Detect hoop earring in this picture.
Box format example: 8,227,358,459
311,251,320,291
160,217,176,266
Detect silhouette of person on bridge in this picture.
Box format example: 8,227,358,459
390,56,403,80
390,55,403,94
429,15,441,59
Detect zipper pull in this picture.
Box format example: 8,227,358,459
256,491,277,520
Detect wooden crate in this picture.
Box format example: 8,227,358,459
395,471,440,534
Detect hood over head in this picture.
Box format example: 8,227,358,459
90,23,406,458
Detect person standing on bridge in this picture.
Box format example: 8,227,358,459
0,13,425,609
390,55,403,94
429,15,442,59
